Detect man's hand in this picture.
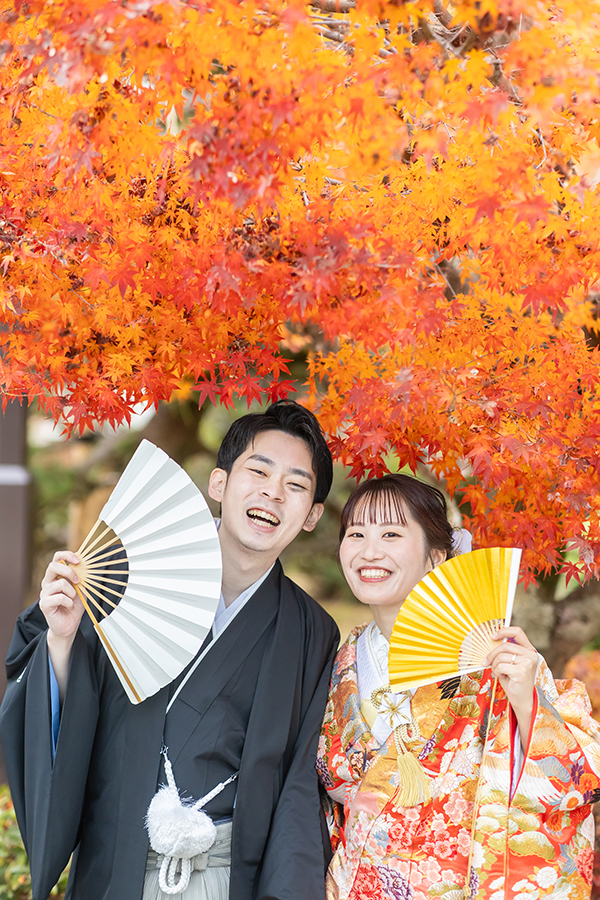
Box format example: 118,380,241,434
40,551,83,700
486,625,538,750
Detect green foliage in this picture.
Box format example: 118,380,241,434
30,458,80,551
0,785,69,900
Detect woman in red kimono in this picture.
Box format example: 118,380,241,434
317,474,600,900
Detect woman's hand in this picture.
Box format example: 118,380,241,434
486,626,538,748
40,551,84,701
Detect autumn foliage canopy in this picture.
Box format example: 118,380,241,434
1,0,600,581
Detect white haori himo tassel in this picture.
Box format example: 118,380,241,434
146,747,237,895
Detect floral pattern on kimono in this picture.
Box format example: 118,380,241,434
316,627,600,900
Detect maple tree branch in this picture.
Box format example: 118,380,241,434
51,270,94,309
459,29,478,56
309,0,356,12
534,128,548,170
433,261,458,296
309,15,351,26
418,17,461,57
314,25,346,42
443,123,457,144
432,0,453,28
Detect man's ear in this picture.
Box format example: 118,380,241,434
208,468,228,503
302,503,324,533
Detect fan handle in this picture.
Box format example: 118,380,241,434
73,582,142,703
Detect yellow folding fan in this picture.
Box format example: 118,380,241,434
70,440,222,705
388,547,521,691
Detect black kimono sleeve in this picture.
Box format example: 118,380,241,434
230,574,340,900
0,603,101,900
1,565,340,900
256,622,339,900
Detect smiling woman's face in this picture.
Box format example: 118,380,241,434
339,500,436,614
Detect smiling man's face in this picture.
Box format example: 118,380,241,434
208,430,324,566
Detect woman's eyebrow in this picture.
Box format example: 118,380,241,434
348,519,403,527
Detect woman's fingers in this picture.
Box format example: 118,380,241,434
485,626,538,731
485,626,536,665
493,625,535,649
486,635,537,686
490,651,536,680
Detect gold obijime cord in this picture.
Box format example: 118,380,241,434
368,673,508,895
370,686,431,808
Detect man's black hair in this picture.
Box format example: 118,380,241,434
216,399,333,503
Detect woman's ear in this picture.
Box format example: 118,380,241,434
428,548,447,571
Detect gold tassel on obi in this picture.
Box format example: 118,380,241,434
392,724,431,807
369,686,431,808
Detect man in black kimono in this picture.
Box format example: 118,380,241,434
0,400,340,900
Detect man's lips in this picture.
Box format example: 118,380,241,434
247,508,281,528
358,567,391,581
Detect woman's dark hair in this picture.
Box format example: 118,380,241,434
339,474,455,561
216,399,333,504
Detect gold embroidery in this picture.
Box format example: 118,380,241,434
411,684,452,746
360,697,378,730
369,685,430,807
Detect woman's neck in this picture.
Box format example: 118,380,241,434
369,602,402,642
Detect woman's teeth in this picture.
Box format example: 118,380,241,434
359,568,390,579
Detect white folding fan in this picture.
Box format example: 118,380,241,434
388,547,521,691
71,440,222,704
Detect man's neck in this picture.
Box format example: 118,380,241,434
220,539,276,607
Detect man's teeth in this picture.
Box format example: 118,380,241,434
359,568,390,579
247,509,280,526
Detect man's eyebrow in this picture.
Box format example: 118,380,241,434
248,453,274,466
247,454,313,482
288,466,313,482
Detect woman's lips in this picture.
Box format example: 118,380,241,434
358,567,391,581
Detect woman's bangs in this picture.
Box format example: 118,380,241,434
350,488,408,526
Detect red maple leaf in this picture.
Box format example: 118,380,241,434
511,196,549,227
194,375,219,406
468,194,502,223
463,91,509,126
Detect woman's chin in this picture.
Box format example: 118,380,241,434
355,592,404,614
352,587,393,607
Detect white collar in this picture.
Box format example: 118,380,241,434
212,517,275,635
357,621,415,701
165,551,274,714
365,620,389,684
213,564,275,636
